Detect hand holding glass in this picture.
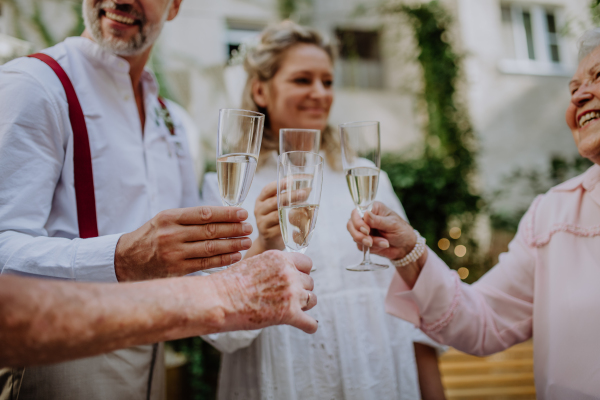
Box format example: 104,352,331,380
277,152,324,259
340,121,388,271
216,109,265,207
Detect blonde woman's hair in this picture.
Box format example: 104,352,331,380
241,20,341,170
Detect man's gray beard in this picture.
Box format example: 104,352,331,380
82,0,170,56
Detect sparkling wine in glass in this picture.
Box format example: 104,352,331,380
340,121,388,271
279,129,321,154
277,152,324,264
216,109,265,207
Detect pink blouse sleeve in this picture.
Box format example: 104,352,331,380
385,227,535,356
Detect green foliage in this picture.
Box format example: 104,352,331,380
277,0,312,22
31,0,56,47
69,1,86,37
169,337,221,400
1,0,26,40
278,0,297,19
381,1,481,270
489,155,593,233
591,0,600,26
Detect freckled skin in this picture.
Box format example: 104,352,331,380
0,251,316,368
211,251,314,330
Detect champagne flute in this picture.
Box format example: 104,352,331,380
216,109,265,207
340,121,388,271
279,129,321,154
277,152,324,267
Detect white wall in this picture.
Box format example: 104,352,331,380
456,0,589,197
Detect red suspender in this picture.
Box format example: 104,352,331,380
28,53,99,239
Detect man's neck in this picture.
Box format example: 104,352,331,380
81,30,151,132
80,30,151,98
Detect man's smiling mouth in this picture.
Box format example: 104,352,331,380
101,8,140,26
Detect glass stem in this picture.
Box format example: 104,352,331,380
363,244,372,264
360,208,372,265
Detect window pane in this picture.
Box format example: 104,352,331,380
226,24,262,61
522,11,535,60
334,29,383,89
500,5,516,58
546,12,556,33
335,29,381,60
546,11,560,63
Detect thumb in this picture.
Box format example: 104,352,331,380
290,312,318,334
364,209,400,233
369,201,392,216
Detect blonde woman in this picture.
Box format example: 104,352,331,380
201,21,445,400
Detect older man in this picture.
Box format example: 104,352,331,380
0,0,316,399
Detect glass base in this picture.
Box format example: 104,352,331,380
346,261,389,272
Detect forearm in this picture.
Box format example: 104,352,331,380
0,274,226,367
414,343,446,400
387,247,534,356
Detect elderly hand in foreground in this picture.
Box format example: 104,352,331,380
0,250,317,367
211,250,318,333
115,206,253,281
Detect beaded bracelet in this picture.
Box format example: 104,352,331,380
391,230,427,267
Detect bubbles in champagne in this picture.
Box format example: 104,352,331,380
217,154,258,207
345,167,379,212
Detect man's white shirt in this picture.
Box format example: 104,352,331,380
0,37,201,283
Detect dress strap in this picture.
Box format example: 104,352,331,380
28,53,99,239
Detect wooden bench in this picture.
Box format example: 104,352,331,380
439,340,536,399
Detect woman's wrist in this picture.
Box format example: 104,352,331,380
395,249,428,289
391,230,426,268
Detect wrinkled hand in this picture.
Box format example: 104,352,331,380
212,250,318,333
347,201,421,261
252,181,285,252
115,206,253,281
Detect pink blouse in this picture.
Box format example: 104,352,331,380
385,164,600,399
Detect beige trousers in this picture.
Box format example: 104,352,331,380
0,344,165,400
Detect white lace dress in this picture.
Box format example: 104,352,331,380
200,152,442,400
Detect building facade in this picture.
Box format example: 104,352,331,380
0,0,592,211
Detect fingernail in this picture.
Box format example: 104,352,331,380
231,253,242,263
237,210,248,220
378,240,390,248
241,238,252,248
242,223,253,234
362,238,372,247
360,227,370,235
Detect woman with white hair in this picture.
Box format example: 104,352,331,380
202,20,446,400
346,28,600,399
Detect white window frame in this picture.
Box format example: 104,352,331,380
224,22,264,61
498,3,571,77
